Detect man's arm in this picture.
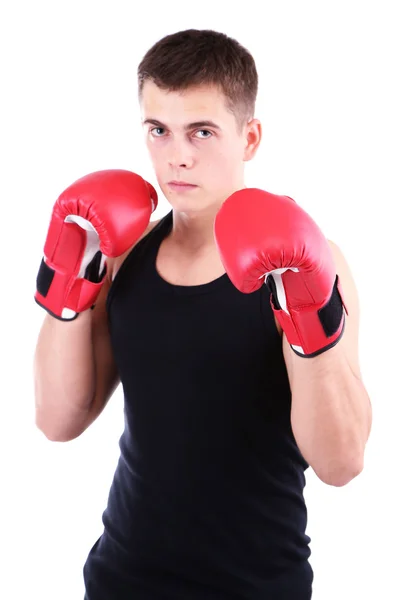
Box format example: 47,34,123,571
213,187,373,485
34,265,120,442
283,240,372,487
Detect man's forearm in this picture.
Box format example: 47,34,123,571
34,311,96,440
287,341,372,486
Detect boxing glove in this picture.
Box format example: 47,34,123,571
35,169,157,320
214,188,347,357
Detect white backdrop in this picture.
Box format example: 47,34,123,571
1,1,413,598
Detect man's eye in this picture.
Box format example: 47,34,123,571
195,130,212,138
151,127,165,136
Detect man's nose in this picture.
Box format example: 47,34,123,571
167,139,194,169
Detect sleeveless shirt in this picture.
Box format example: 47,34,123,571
83,210,314,599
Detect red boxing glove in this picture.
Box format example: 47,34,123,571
214,188,347,357
35,169,157,320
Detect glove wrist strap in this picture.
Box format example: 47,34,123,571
35,257,106,321
268,274,348,357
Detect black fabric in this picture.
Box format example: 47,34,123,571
83,210,314,599
36,257,54,297
84,250,106,284
264,273,280,310
318,275,344,338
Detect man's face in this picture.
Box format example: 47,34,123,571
140,80,260,214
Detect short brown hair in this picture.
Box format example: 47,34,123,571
137,29,258,132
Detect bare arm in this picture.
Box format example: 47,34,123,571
285,241,372,487
34,219,160,442
34,270,119,442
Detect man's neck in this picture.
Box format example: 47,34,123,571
168,186,246,253
169,209,218,252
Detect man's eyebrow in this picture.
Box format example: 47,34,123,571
142,118,222,131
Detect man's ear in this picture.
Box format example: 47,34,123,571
243,118,262,161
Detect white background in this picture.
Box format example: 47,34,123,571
1,1,413,598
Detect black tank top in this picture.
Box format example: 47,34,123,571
83,211,314,599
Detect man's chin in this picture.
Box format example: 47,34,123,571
164,191,224,215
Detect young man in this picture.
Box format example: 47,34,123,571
34,29,372,599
